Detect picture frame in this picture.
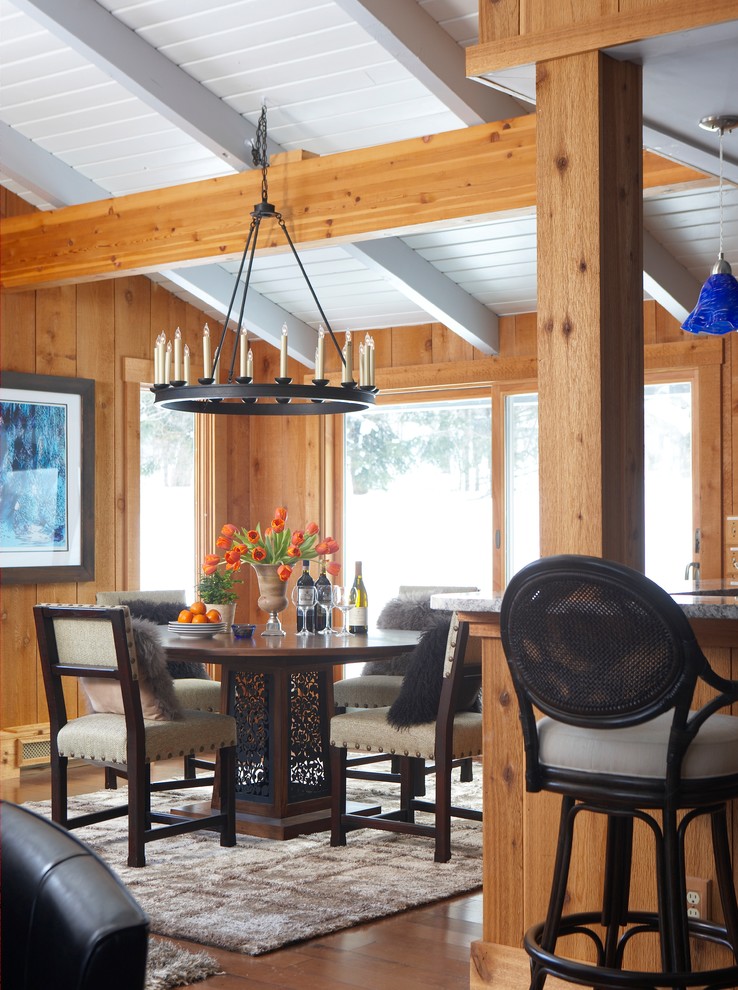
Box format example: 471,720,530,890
0,371,95,584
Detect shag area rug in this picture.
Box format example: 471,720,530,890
146,937,221,989
26,769,482,961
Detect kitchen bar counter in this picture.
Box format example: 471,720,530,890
431,585,738,989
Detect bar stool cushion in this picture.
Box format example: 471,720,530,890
57,709,236,765
538,710,738,779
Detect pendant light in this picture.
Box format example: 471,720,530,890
682,114,738,335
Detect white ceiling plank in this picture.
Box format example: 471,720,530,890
642,229,703,323
12,0,280,169
0,119,107,206
332,0,528,126
163,266,319,367
345,237,499,354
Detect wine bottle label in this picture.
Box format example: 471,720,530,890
349,606,368,627
297,588,314,605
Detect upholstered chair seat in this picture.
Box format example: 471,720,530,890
331,706,482,761
333,674,403,710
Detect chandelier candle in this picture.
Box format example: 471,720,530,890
280,324,289,379
202,325,211,379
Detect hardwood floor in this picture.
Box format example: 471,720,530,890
2,763,482,989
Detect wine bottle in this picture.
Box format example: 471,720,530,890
348,560,368,634
296,559,315,633
314,559,332,633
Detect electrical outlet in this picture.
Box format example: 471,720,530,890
685,876,710,920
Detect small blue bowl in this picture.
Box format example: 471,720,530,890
231,623,255,639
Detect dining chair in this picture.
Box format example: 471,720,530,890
96,589,222,779
333,585,479,795
34,603,237,867
330,614,482,862
500,554,738,989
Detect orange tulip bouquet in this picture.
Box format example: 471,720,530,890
202,507,341,585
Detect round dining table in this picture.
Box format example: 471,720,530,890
161,627,421,839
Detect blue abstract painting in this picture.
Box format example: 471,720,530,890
0,399,69,552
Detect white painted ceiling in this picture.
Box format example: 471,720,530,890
1,0,737,363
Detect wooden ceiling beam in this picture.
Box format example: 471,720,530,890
469,1,738,75
1,115,704,291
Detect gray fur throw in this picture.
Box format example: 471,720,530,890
131,617,182,720
363,596,452,675
122,599,211,680
387,619,481,728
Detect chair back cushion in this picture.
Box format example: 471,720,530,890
95,589,185,605
81,616,182,721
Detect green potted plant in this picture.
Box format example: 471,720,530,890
198,558,240,627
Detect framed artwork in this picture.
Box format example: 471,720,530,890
0,372,95,584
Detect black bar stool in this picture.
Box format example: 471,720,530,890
500,554,738,989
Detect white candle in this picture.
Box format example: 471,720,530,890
316,326,325,379
173,327,183,381
156,332,166,385
343,331,353,382
203,325,211,378
246,347,254,379
280,323,289,378
359,342,366,387
239,329,248,378
153,337,160,385
368,335,375,386
184,344,191,384
164,340,172,384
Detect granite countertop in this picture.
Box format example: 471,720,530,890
431,580,738,620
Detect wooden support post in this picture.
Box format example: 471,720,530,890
536,51,645,567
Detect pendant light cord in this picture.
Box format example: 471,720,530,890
719,127,725,260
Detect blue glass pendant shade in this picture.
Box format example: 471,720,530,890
682,258,738,335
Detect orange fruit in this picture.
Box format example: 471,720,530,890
189,601,207,615
177,609,193,623
206,609,222,623
191,613,209,624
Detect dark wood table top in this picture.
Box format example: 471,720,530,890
160,627,421,670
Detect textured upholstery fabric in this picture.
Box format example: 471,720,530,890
330,706,482,760
57,709,236,765
333,674,403,709
538,710,738,780
172,678,221,712
1,800,148,990
96,590,185,605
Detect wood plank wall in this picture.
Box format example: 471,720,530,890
1,186,735,732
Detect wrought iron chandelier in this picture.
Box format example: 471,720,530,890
151,107,377,415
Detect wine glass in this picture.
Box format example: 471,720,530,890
315,583,334,635
291,584,316,637
332,585,353,637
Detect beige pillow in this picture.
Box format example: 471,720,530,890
81,677,169,721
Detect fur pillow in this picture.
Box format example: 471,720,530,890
386,618,481,728
81,617,183,721
117,598,211,680
362,596,452,676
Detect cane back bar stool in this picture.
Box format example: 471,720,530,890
34,603,237,867
500,554,738,990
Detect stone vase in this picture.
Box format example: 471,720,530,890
251,564,289,636
204,602,236,628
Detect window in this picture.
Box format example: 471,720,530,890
343,398,493,615
139,388,196,598
504,381,693,588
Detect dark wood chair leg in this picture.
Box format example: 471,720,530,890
434,753,452,863
330,746,348,847
104,766,119,789
183,754,197,779
459,757,473,783
219,745,236,847
602,814,633,968
51,753,68,827
128,762,149,868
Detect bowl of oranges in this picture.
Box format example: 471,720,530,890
168,602,228,638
